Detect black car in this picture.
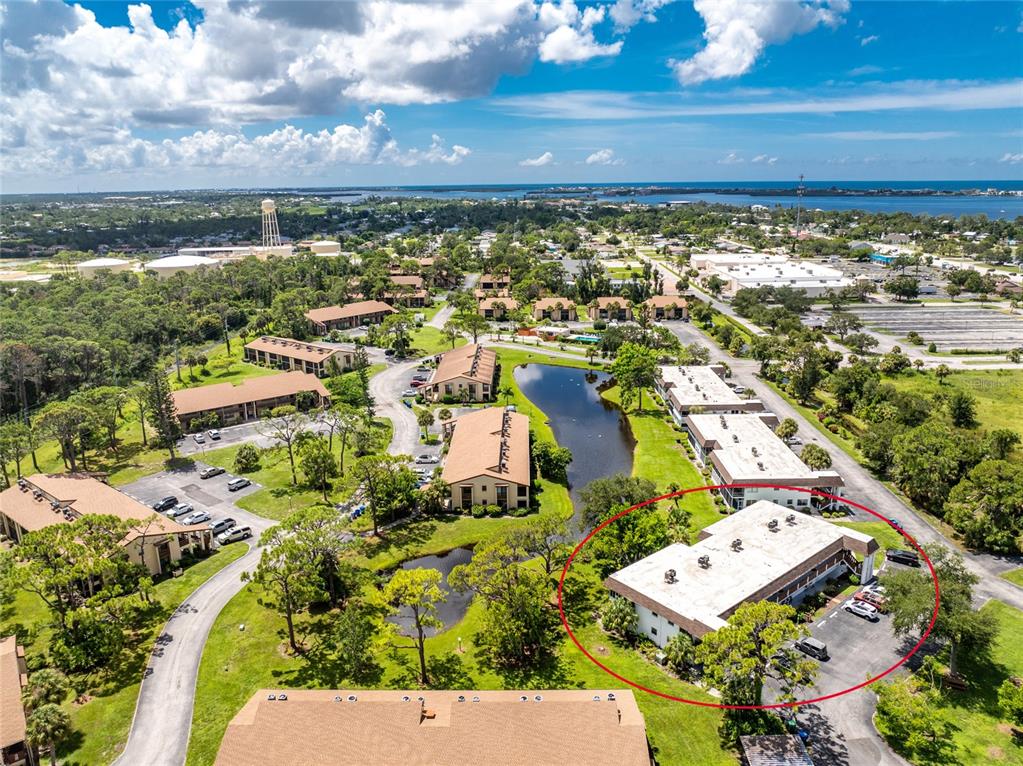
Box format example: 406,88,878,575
886,549,921,567
199,466,226,480
152,496,178,512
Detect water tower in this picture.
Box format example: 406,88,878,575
261,198,282,247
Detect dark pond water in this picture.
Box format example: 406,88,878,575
513,364,635,516
389,546,474,637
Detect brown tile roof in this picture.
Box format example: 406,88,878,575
0,636,27,749
479,272,511,284
478,296,520,311
390,275,424,288
429,344,497,387
473,288,511,299
643,295,687,308
305,300,396,324
215,689,650,766
441,407,530,487
245,336,353,364
171,371,329,417
0,474,204,538
593,296,630,308
533,296,575,310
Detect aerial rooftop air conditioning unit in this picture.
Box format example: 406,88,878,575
698,555,711,569
751,447,759,457
664,569,677,584
266,694,276,701
277,693,287,701
786,514,796,524
607,692,616,701
731,538,743,551
757,461,765,470
768,519,779,531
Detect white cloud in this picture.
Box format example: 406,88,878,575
807,131,959,141
519,151,555,166
609,0,675,32
848,64,884,76
751,154,778,164
492,80,1023,120
2,110,469,177
672,0,849,85
860,34,879,46
999,152,1023,164
717,151,744,165
538,1,623,64
584,148,625,165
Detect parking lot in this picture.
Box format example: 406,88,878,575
847,305,1023,351
121,462,275,540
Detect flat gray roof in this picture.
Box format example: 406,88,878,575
658,365,744,409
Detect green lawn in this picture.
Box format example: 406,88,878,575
170,340,277,391
885,368,1023,436
835,521,908,564
410,325,466,356
877,600,1023,766
1000,568,1023,588
600,385,719,532
1,545,247,766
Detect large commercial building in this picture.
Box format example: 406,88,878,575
305,300,397,333
176,245,295,261
685,413,844,511
424,344,497,403
0,474,212,577
146,254,221,279
692,253,852,297
243,336,357,377
605,500,878,643
0,636,33,766
441,407,530,511
656,365,764,424
76,257,136,278
215,689,652,766
171,371,329,430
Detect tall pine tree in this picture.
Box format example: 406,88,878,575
146,370,181,459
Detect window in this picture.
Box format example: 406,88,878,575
496,485,508,509
797,499,808,507
650,627,658,636
668,621,675,627
651,611,658,618
460,486,473,506
445,384,452,394
482,485,487,492
517,485,527,497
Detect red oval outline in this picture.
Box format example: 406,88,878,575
557,483,940,709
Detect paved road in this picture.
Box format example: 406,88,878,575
427,272,478,329
369,358,424,457
113,465,275,766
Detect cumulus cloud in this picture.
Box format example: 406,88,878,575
584,148,625,165
999,152,1023,164
538,0,623,63
751,153,778,164
519,151,555,166
2,110,468,177
672,0,849,85
860,34,879,46
609,0,675,32
717,151,745,164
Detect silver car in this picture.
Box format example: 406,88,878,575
181,510,211,525
166,503,194,518
844,600,880,622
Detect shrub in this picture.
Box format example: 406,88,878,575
593,320,607,330
470,504,487,518
234,444,261,473
927,342,938,353
849,574,860,585
509,505,532,517
485,504,503,517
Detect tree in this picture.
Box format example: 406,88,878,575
590,502,669,578
246,528,323,653
775,418,798,443
785,342,828,404
441,320,462,349
416,407,435,440
843,332,879,354
601,597,637,639
26,703,72,766
456,313,490,344
875,676,953,762
22,668,71,709
697,601,811,706
825,311,862,340
349,454,418,536
530,440,573,483
947,389,977,428
0,421,32,484
987,428,1021,460
33,401,93,472
511,514,571,577
882,544,997,675
129,384,151,446
663,632,696,675
319,403,361,473
257,405,310,484
945,283,962,301
934,364,952,384
145,369,180,459
800,443,832,471
437,408,453,426
884,275,920,302
998,678,1023,728
610,342,659,411
234,443,261,472
579,474,658,529
299,437,339,502
383,568,445,686
332,600,385,684
666,501,693,545
944,460,1023,553
280,505,365,608
498,384,515,406
891,421,982,511
73,385,126,450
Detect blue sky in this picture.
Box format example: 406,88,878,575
1,0,1021,192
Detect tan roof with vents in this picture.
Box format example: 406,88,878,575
390,274,424,288
305,300,396,324
429,344,497,387
171,371,328,417
0,636,27,749
593,296,630,308
643,295,688,308
215,689,650,766
478,296,520,311
441,407,530,487
245,336,352,364
0,474,205,538
533,296,575,310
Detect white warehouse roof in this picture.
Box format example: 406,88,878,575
148,255,220,268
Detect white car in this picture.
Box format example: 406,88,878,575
844,600,880,622
181,510,211,525
414,454,439,464
193,433,205,444
402,389,418,397
166,503,194,518
207,429,222,440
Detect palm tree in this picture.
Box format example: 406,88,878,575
499,385,515,406
26,703,72,766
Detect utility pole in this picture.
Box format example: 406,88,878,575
795,173,805,238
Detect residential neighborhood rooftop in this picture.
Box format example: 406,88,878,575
441,407,530,487
532,296,574,309
429,343,497,387
658,365,745,410
171,371,329,416
606,500,876,635
0,636,27,751
214,689,651,766
244,335,350,363
304,300,396,324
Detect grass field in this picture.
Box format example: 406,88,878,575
409,325,466,356
170,340,277,391
885,368,1023,436
1001,568,1023,588
1,545,247,766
